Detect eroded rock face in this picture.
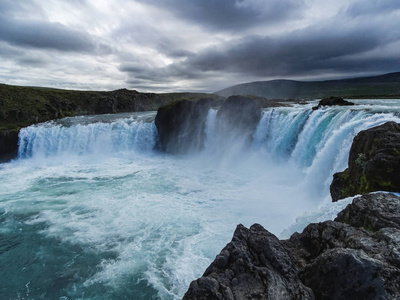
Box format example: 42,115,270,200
330,121,400,201
184,193,400,300
216,96,263,141
183,224,314,300
154,98,220,153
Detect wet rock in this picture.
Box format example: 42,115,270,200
183,224,314,300
184,193,400,299
0,130,19,162
284,193,400,300
216,95,263,142
154,98,221,153
330,121,400,201
312,96,354,110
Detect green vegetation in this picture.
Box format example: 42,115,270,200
0,83,222,132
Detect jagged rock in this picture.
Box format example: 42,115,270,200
335,192,400,231
184,193,400,299
284,193,400,300
183,224,314,300
330,121,400,201
155,98,221,153
312,96,354,110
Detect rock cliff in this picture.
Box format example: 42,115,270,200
184,193,400,299
154,98,222,153
330,121,400,201
154,95,264,154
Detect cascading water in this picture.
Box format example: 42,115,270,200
1,100,400,299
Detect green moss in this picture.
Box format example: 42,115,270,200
362,224,375,232
377,178,393,188
359,173,371,194
355,153,367,168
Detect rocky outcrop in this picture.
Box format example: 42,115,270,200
216,96,263,142
183,224,314,300
0,130,19,162
154,95,266,154
312,96,354,110
184,193,400,299
330,121,400,201
155,98,222,153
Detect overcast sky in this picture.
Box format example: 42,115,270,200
1,0,399,92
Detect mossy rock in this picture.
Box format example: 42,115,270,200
331,122,400,201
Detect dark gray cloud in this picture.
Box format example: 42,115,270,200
120,4,400,90
0,16,95,52
1,0,400,92
139,0,305,31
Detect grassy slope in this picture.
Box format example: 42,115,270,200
0,84,222,131
216,72,400,99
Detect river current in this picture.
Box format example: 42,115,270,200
1,100,400,299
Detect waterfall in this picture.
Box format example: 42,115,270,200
18,113,158,159
201,101,400,197
4,99,400,299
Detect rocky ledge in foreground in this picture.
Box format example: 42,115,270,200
183,193,400,299
330,121,400,201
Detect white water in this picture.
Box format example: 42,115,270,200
1,100,400,299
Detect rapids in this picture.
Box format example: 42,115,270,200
1,99,400,299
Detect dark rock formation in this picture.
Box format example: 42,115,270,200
312,96,354,110
155,98,222,153
0,130,19,162
217,96,262,134
213,95,264,148
183,224,314,300
330,121,400,201
184,193,400,299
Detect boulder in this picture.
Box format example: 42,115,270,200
183,224,314,300
312,96,354,110
184,193,400,299
330,121,400,201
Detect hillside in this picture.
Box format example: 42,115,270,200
216,72,400,99
0,84,222,161
0,84,222,131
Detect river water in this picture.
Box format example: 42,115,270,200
1,100,399,299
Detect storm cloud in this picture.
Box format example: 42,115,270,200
0,0,399,92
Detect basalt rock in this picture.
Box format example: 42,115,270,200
217,95,263,137
184,193,400,299
285,192,400,300
330,121,400,201
154,98,222,154
0,130,19,162
183,224,314,300
312,96,354,110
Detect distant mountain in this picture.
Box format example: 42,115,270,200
216,72,400,99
